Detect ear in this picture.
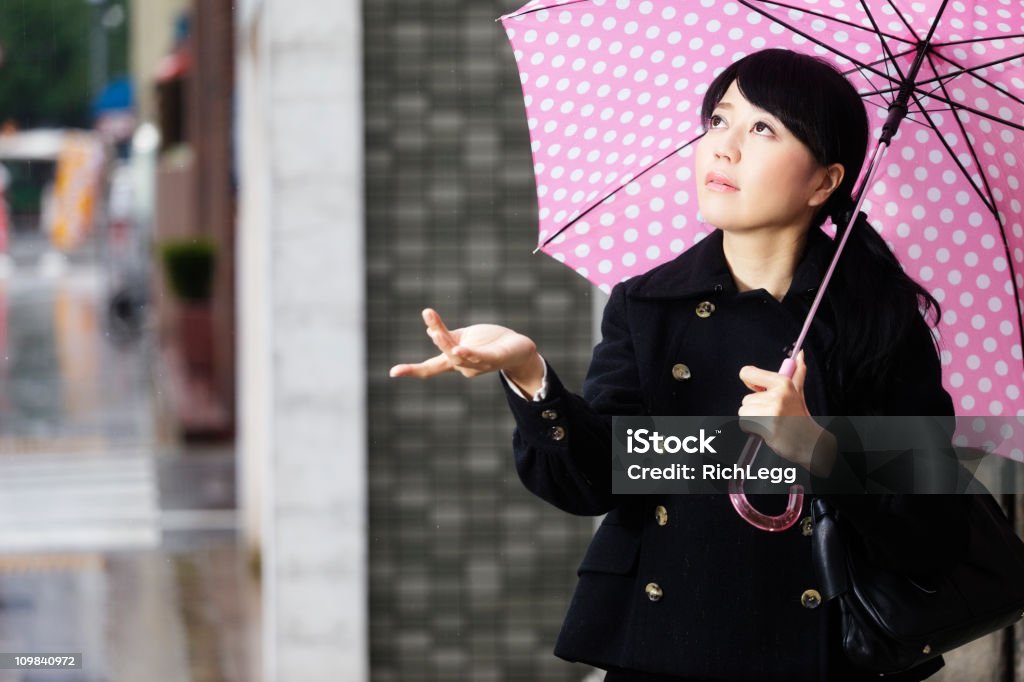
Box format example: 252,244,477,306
808,163,845,208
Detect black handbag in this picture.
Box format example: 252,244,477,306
811,493,1024,676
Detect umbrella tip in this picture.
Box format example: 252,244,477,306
532,245,542,255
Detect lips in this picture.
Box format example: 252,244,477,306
705,171,739,191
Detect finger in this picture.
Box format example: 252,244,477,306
792,350,807,392
738,365,785,392
389,353,453,379
451,345,483,364
740,393,777,414
422,309,458,353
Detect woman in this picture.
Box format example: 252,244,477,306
391,49,969,681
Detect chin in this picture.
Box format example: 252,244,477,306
697,208,741,231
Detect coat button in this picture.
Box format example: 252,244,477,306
800,589,822,609
645,582,663,602
540,409,559,420
671,363,691,381
654,505,668,526
800,516,813,536
549,426,566,441
695,301,716,318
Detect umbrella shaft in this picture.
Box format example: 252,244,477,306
788,140,892,362
881,39,933,143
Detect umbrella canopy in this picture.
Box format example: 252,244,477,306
499,0,1024,417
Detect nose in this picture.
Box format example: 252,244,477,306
711,127,740,163
714,138,738,162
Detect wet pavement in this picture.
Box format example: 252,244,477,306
0,231,259,682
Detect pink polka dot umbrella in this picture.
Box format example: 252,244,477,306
499,0,1024,530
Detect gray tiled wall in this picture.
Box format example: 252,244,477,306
365,2,599,681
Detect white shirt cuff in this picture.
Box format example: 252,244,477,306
501,355,549,402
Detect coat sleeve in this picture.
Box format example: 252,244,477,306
498,281,647,516
815,313,972,584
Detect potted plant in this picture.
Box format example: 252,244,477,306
159,237,216,377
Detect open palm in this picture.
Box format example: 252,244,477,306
389,309,537,379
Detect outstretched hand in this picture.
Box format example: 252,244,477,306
389,308,541,382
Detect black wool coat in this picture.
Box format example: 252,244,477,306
499,227,971,682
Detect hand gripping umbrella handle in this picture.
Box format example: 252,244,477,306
728,357,804,532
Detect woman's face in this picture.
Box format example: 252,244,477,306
695,81,839,234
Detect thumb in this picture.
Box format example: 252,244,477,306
792,350,807,392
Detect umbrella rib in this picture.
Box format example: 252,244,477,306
934,33,1024,48
497,0,590,22
876,83,944,99
536,135,704,251
736,0,904,88
883,0,922,44
915,65,963,103
858,0,907,88
908,89,1024,132
913,83,1024,375
914,67,997,217
841,45,918,80
856,77,901,105
745,0,912,44
925,53,996,200
915,49,1024,91
862,97,936,126
910,106,968,114
928,49,1024,110
841,46,919,103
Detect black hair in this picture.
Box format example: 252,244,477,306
700,48,942,409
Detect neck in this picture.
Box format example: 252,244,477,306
721,226,809,301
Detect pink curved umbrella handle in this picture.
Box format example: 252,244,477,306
728,357,804,532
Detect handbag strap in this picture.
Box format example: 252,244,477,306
811,496,850,602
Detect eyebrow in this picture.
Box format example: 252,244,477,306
714,100,781,124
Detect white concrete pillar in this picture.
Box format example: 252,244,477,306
236,0,367,680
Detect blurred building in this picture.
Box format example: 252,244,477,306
130,0,236,441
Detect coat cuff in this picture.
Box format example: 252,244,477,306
499,361,572,449
499,354,549,401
